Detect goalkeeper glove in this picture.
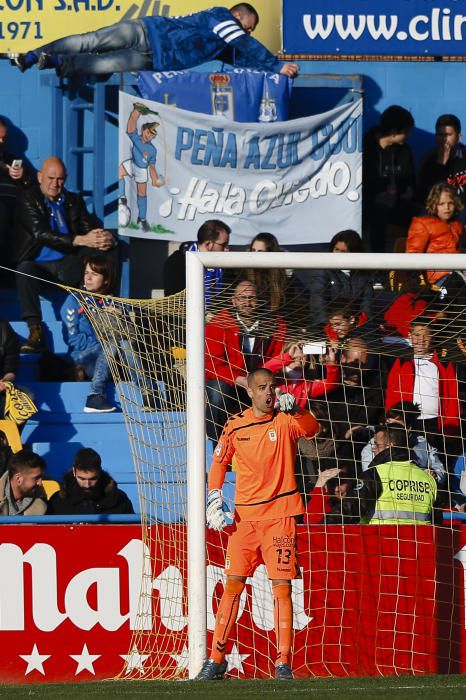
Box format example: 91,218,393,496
206,489,232,531
133,101,159,116
274,389,297,413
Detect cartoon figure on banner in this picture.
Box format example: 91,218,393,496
118,102,165,233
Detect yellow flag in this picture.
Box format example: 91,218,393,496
3,382,38,425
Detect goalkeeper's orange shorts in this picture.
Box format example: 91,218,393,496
224,516,300,580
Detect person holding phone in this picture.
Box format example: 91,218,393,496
0,117,32,282
262,341,339,408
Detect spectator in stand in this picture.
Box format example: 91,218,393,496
449,451,466,511
47,447,134,515
0,117,33,280
418,114,466,205
163,219,231,305
61,253,118,413
406,182,464,285
14,4,299,79
386,317,460,458
360,401,446,485
357,424,440,525
15,156,116,353
323,336,385,477
245,232,309,327
429,269,466,351
0,449,47,516
363,105,417,252
205,279,286,441
297,400,338,490
308,230,375,330
324,300,369,348
262,341,339,408
303,466,360,525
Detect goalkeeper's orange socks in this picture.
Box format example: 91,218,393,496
210,577,245,663
273,582,293,666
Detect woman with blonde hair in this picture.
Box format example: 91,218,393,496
406,182,464,284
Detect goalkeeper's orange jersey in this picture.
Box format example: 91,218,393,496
208,407,319,521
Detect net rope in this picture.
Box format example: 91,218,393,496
69,261,466,678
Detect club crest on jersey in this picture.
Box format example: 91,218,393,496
269,430,277,442
215,440,223,456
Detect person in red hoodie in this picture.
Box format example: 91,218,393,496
385,317,461,459
303,466,360,525
262,342,339,408
205,280,287,441
406,182,464,285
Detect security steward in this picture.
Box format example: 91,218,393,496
358,424,440,524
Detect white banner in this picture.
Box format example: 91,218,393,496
118,91,362,245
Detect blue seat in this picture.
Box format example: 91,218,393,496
32,440,133,479
0,289,65,323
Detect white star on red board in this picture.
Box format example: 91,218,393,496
120,647,150,675
19,644,51,676
225,644,249,674
70,643,101,675
170,644,189,671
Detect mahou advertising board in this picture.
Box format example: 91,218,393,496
1,524,466,683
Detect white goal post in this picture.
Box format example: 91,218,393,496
185,250,466,679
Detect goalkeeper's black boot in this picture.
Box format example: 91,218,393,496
275,663,293,680
195,659,227,680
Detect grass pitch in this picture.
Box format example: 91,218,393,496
1,675,466,699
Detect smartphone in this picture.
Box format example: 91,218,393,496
11,159,22,168
303,342,327,355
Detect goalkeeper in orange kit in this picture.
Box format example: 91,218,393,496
196,368,319,681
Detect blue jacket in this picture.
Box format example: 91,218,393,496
61,293,109,357
142,7,281,73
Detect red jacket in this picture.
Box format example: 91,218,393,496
386,353,460,432
205,308,287,386
303,486,332,524
406,216,464,284
383,293,428,338
263,351,339,408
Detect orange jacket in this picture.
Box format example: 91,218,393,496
406,216,464,284
209,407,319,520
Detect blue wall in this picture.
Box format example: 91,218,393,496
1,56,466,226
296,59,466,169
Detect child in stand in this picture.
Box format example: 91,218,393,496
263,342,339,407
61,253,118,413
406,182,464,285
303,466,360,525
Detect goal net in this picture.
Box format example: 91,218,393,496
73,251,466,680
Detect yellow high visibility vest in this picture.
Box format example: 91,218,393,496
369,460,437,525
